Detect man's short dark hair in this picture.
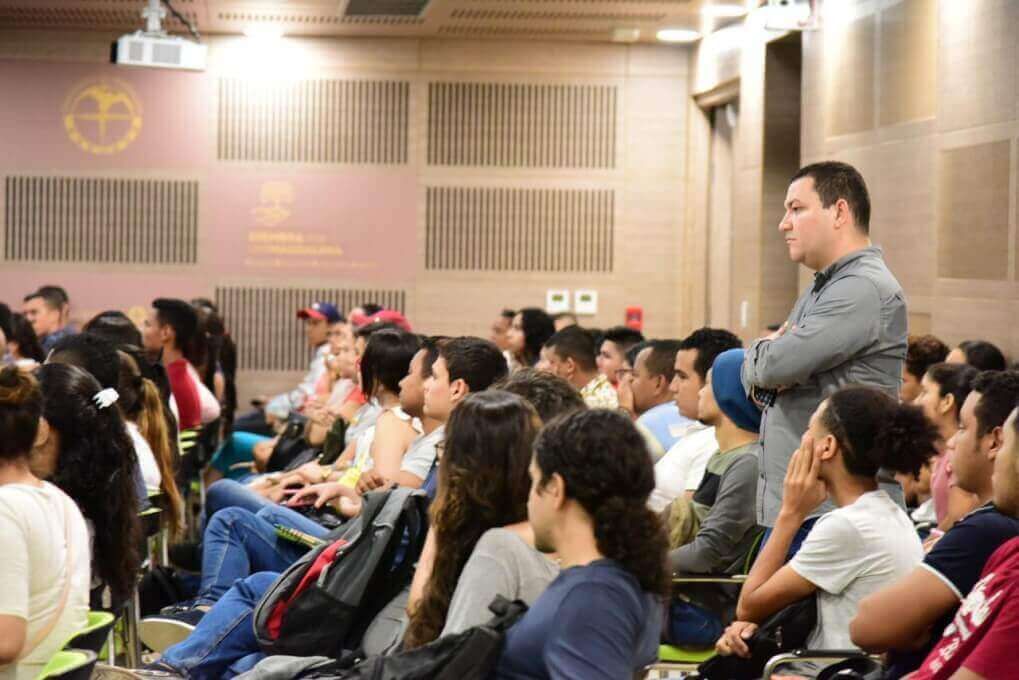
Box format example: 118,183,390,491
791,161,872,234
972,370,1019,438
152,298,198,352
494,368,587,423
439,337,508,393
677,328,742,382
47,332,119,391
545,326,597,373
601,326,645,354
906,334,950,381
501,309,516,321
958,340,1007,373
643,339,684,381
24,286,68,310
625,341,651,371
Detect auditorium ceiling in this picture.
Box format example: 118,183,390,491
0,0,747,44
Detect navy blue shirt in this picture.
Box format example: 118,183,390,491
885,504,1019,678
493,558,662,680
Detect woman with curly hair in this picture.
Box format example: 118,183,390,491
34,363,142,611
491,408,669,679
715,385,938,675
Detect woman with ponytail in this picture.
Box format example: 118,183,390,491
0,366,90,679
492,408,668,680
34,363,142,611
117,349,185,538
716,385,938,673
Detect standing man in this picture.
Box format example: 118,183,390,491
742,161,907,530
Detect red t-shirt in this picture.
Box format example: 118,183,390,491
166,358,202,430
910,536,1019,680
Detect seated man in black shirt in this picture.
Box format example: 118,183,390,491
492,409,667,680
850,370,1019,678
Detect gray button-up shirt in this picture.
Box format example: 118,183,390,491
741,246,907,526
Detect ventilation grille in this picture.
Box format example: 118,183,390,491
344,0,429,16
449,9,665,21
427,82,617,168
4,176,198,264
0,3,199,31
426,187,614,272
218,79,409,164
216,286,407,372
437,25,609,38
216,11,424,25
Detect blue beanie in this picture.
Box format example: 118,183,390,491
711,348,761,433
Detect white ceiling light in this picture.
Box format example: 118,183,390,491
656,28,701,43
703,4,749,18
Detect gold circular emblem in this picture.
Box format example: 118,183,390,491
62,78,143,155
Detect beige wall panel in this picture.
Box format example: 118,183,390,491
866,136,937,293
878,0,936,127
729,165,763,338
419,39,627,76
826,14,876,137
931,297,1017,360
626,45,689,78
623,77,687,178
936,140,1011,281
938,0,1019,133
800,30,826,161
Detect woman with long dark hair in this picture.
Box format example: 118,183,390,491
6,314,45,363
0,366,90,679
504,308,555,371
716,386,937,673
34,363,142,610
403,390,544,648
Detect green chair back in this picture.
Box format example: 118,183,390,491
36,649,97,680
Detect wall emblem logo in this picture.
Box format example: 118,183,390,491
63,78,143,154
253,181,295,227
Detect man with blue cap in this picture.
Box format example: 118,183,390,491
667,347,762,575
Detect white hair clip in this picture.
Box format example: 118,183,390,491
93,388,120,410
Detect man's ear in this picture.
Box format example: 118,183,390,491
564,357,578,379
450,377,469,403
548,472,567,510
987,425,1005,462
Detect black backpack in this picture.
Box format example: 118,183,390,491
251,596,529,680
253,487,429,658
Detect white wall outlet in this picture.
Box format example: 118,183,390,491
546,289,571,314
574,289,598,315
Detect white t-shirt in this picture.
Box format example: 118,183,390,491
789,490,923,651
399,425,444,482
127,421,161,488
648,424,717,513
0,482,90,680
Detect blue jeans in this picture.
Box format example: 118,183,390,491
198,505,328,606
161,571,277,679
203,479,275,531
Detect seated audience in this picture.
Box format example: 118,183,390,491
47,333,149,506
850,370,1019,678
232,302,339,436
143,388,540,678
668,348,760,575
504,308,555,372
946,340,1007,372
551,312,578,332
5,314,44,365
34,363,142,611
629,339,691,460
0,305,10,363
117,349,185,538
648,328,742,512
596,326,646,387
537,326,618,409
494,368,586,424
489,308,516,353
915,363,980,530
716,385,937,674
492,408,667,679
0,366,90,680
22,286,74,354
143,298,218,432
906,408,1019,679
902,335,950,403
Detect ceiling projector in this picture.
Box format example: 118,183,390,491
111,0,207,71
